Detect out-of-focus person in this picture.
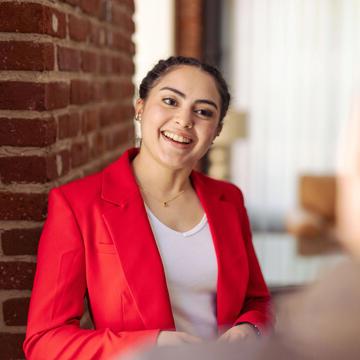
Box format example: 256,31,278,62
273,92,360,360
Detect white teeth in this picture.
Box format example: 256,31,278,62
162,131,191,144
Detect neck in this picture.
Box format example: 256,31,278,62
132,148,193,195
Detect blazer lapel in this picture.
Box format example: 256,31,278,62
191,172,249,327
101,148,175,330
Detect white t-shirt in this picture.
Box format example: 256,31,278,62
145,205,218,340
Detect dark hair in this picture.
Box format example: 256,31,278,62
139,56,231,123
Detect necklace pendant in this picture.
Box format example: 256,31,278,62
163,201,168,207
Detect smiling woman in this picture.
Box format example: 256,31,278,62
24,56,272,359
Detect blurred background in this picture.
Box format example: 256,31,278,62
0,0,359,357
133,0,360,292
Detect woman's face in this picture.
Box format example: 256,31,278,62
136,65,222,170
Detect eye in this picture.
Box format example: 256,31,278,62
194,108,214,118
162,97,177,106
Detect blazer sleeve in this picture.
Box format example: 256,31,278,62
23,188,159,360
233,188,273,333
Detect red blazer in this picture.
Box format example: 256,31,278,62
24,148,271,359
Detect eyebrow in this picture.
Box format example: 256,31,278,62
160,86,218,110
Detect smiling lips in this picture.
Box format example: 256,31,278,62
161,130,192,144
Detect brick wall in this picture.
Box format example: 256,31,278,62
175,0,203,59
0,1,136,358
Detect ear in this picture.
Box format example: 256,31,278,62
135,98,144,117
215,122,223,138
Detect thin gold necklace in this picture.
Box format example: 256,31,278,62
140,187,185,207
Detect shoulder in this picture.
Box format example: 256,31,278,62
193,171,245,204
55,168,103,201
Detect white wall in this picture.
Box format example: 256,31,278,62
226,0,360,230
133,0,175,94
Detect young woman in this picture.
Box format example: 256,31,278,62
24,57,272,359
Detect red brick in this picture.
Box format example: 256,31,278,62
99,106,113,127
45,82,70,109
43,150,70,179
3,297,30,326
99,54,113,74
2,228,42,256
113,10,134,35
115,124,134,144
0,82,69,110
112,5,126,27
112,31,126,51
82,109,99,133
99,0,109,21
119,58,135,76
0,81,41,110
0,192,48,221
105,29,113,47
71,141,89,167
90,24,106,47
0,41,54,71
58,46,81,71
127,107,136,121
0,156,60,184
0,82,42,110
119,37,135,54
127,0,135,13
69,14,89,42
114,103,130,120
90,132,105,157
99,103,130,127
46,151,70,180
46,154,59,181
70,80,94,105
128,39,136,55
0,3,66,38
81,50,99,72
58,112,81,139
0,333,25,359
116,0,135,13
127,17,135,34
120,105,131,120
125,58,135,75
129,60,135,75
80,0,102,17
124,104,135,119
105,125,134,150
93,81,105,102
43,7,67,38
0,117,56,146
120,80,135,98
58,149,71,176
175,0,203,58
112,56,124,74
105,80,123,100
0,262,36,290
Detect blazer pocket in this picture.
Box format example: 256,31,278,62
96,243,116,254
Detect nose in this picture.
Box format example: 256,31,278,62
175,110,193,129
